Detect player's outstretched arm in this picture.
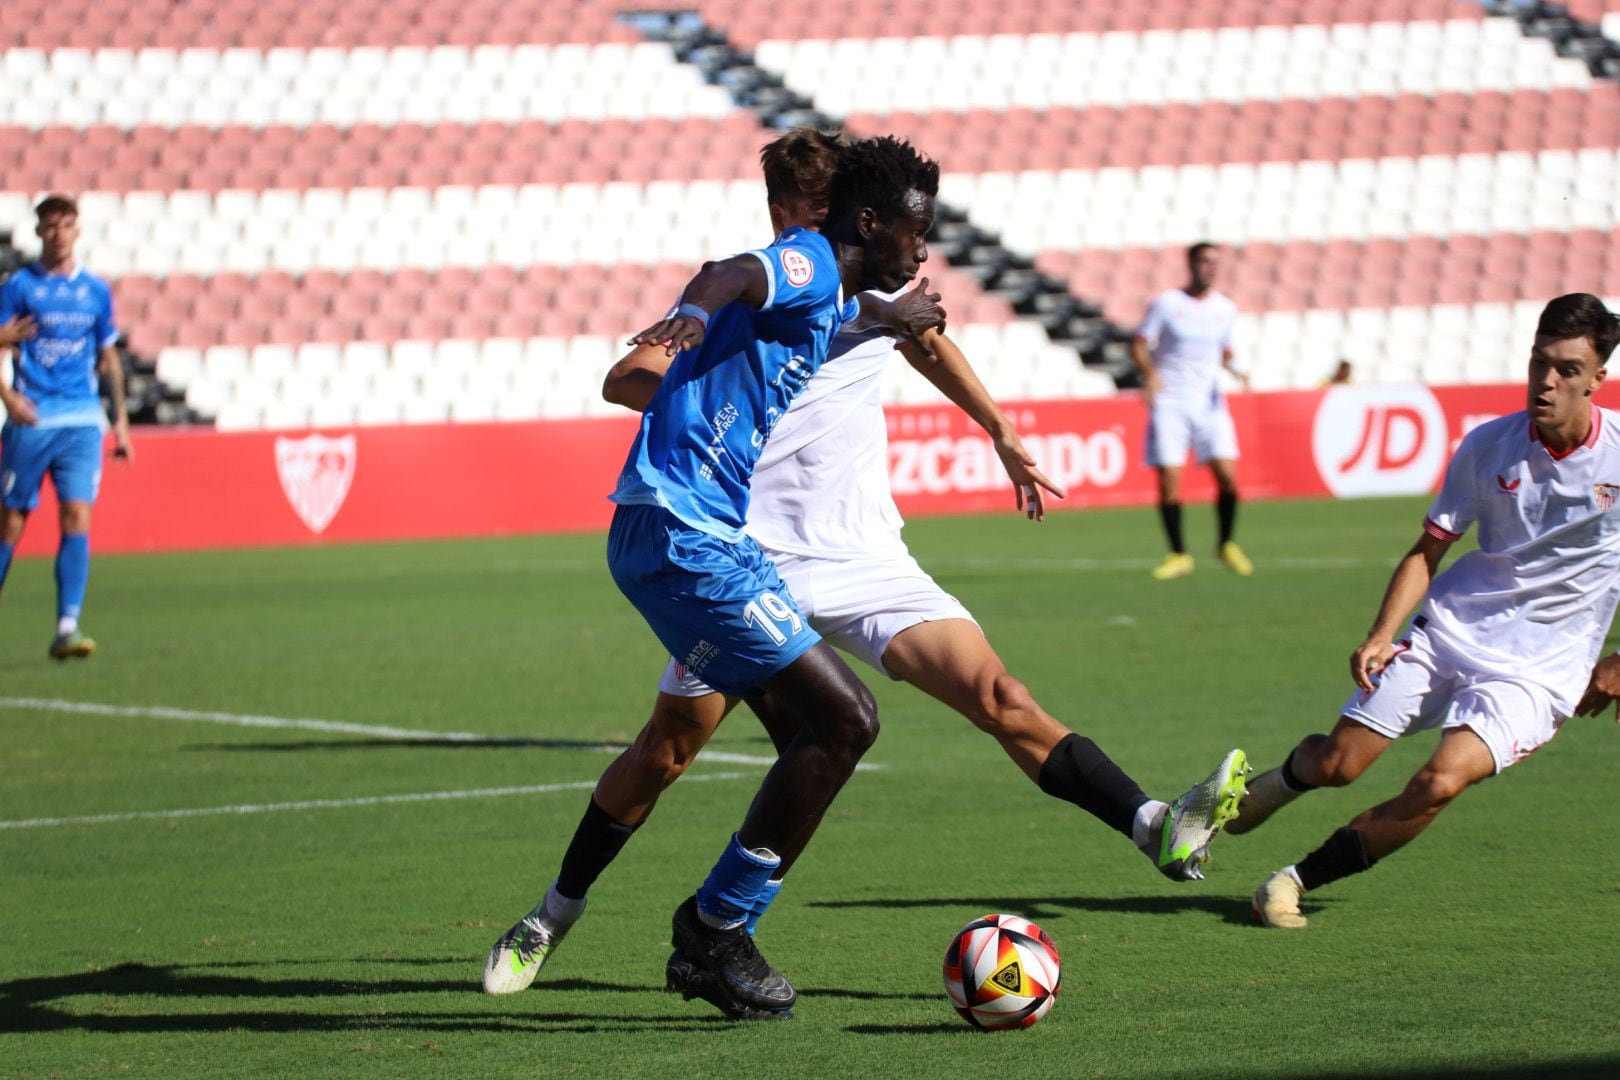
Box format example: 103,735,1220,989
856,278,945,341
1351,531,1451,690
627,255,769,357
602,343,676,413
98,344,133,461
1574,654,1620,720
900,329,1064,521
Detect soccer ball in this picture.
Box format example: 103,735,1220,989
942,913,1061,1030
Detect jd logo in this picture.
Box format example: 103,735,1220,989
275,433,356,534
1312,386,1447,498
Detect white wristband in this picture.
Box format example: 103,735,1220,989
675,302,710,327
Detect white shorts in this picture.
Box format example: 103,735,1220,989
1339,625,1564,774
1145,397,1239,467
657,547,976,697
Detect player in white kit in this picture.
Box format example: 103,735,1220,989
482,132,1248,1010
1130,242,1252,580
1232,293,1620,928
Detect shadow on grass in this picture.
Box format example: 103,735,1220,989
806,894,1321,927
0,961,743,1036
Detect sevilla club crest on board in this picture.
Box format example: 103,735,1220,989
275,434,356,534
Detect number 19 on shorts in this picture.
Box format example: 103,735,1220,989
743,591,802,647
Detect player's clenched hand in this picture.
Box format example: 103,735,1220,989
893,278,946,339
0,315,38,347
1574,653,1620,720
1140,369,1162,404
1349,636,1396,693
993,432,1065,522
628,315,706,357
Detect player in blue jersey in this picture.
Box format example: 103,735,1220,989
604,136,946,1019
484,132,1248,1020
0,195,133,660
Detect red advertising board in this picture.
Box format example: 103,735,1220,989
8,383,1527,557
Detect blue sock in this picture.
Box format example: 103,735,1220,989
55,532,89,624
695,833,780,930
745,878,784,937
0,540,13,595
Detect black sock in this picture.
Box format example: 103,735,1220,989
555,798,639,900
1216,491,1238,545
1158,501,1185,554
1295,826,1376,891
1280,748,1319,793
1037,733,1150,839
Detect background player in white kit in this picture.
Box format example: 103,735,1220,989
1231,293,1620,928
1131,242,1252,581
482,133,1247,1009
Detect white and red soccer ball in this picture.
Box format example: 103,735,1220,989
942,913,1061,1030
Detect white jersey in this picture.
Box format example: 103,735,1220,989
1135,288,1238,407
743,291,906,561
1419,407,1620,713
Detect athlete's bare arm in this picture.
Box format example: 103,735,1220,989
602,343,673,412
1129,336,1160,402
98,344,133,461
1221,345,1250,391
1351,530,1452,691
0,315,37,348
900,330,1064,519
627,255,770,357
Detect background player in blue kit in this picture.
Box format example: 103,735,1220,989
0,195,134,660
607,137,944,1019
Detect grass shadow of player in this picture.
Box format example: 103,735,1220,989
806,894,1333,927
0,962,732,1036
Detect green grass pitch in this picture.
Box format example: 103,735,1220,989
1,496,1617,1078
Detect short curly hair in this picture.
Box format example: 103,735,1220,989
826,136,939,225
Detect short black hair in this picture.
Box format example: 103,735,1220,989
1188,241,1219,266
1537,293,1620,363
826,136,939,225
35,193,78,221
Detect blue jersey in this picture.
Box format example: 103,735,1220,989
612,227,860,541
0,263,118,429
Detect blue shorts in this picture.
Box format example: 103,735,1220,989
0,423,104,511
607,503,821,697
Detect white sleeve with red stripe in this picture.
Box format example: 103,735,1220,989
1424,428,1480,541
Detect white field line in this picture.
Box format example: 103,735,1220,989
0,697,885,830
0,696,781,766
0,773,750,831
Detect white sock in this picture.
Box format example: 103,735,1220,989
538,881,586,930
1131,799,1169,847
57,616,77,636
1283,865,1306,891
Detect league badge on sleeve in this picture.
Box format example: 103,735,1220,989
780,249,814,287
